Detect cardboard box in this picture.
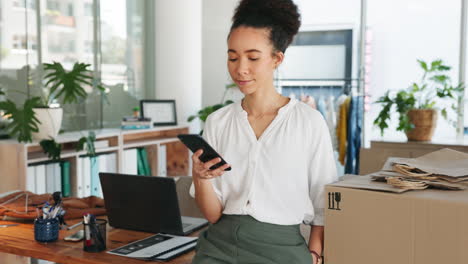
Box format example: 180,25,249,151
324,176,468,264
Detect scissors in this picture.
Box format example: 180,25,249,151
0,224,19,228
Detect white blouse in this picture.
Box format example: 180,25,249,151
189,98,338,226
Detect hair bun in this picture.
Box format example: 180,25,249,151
232,0,301,52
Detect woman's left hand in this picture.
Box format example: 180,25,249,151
310,251,321,264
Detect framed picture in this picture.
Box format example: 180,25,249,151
140,100,178,126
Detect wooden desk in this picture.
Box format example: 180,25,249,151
0,219,198,264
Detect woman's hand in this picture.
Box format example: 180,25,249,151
192,149,231,180
310,251,322,264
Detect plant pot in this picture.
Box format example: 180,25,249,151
32,107,63,140
405,109,437,141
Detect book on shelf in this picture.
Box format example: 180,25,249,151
123,149,138,175
96,153,117,198
90,156,100,197
26,166,35,193
44,162,61,194
137,148,151,176
83,156,92,197
45,163,55,193
121,124,152,130
121,121,152,126
158,144,167,176
121,117,153,130
122,116,151,122
35,165,46,194
60,161,71,197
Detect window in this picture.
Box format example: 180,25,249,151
84,3,93,17
12,35,36,50
84,41,93,54
47,0,60,11
12,0,36,9
67,3,74,17
100,0,145,128
0,0,39,117
1,0,150,132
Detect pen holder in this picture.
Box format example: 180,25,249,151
34,217,59,243
83,219,107,252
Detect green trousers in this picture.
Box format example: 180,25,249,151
192,215,312,264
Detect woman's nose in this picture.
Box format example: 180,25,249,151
237,59,249,75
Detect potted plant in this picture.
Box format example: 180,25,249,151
0,62,105,142
33,62,105,140
374,59,464,141
187,83,237,134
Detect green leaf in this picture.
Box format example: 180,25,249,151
40,139,62,161
418,59,428,71
75,131,97,156
397,114,413,132
441,108,448,119
0,97,41,142
76,137,87,152
43,62,101,105
373,91,394,136
430,75,449,84
429,59,442,71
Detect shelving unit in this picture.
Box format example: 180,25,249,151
0,125,190,194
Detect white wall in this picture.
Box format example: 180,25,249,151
202,0,238,107
293,0,362,80
201,0,362,107
367,0,462,140
201,0,464,139
154,0,202,133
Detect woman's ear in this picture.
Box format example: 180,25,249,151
273,51,284,69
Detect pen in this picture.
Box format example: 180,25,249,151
84,214,91,247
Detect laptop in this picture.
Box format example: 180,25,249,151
99,173,208,236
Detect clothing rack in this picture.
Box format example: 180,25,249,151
276,78,365,175
274,78,363,96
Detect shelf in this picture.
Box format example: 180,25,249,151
27,146,120,164
0,125,190,193
123,138,180,149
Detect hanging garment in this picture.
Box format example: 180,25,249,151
317,97,327,118
336,96,351,165
345,96,363,174
301,95,317,109
289,92,297,100
326,96,337,149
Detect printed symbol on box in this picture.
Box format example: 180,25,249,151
328,192,341,210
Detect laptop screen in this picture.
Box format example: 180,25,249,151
99,173,183,234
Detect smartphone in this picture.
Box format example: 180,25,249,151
177,134,231,171
64,230,84,242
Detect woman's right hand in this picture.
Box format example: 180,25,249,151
192,149,231,180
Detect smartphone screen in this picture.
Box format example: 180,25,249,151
177,134,231,171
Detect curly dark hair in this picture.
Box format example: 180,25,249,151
230,0,301,53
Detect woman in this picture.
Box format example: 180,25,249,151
190,0,337,263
